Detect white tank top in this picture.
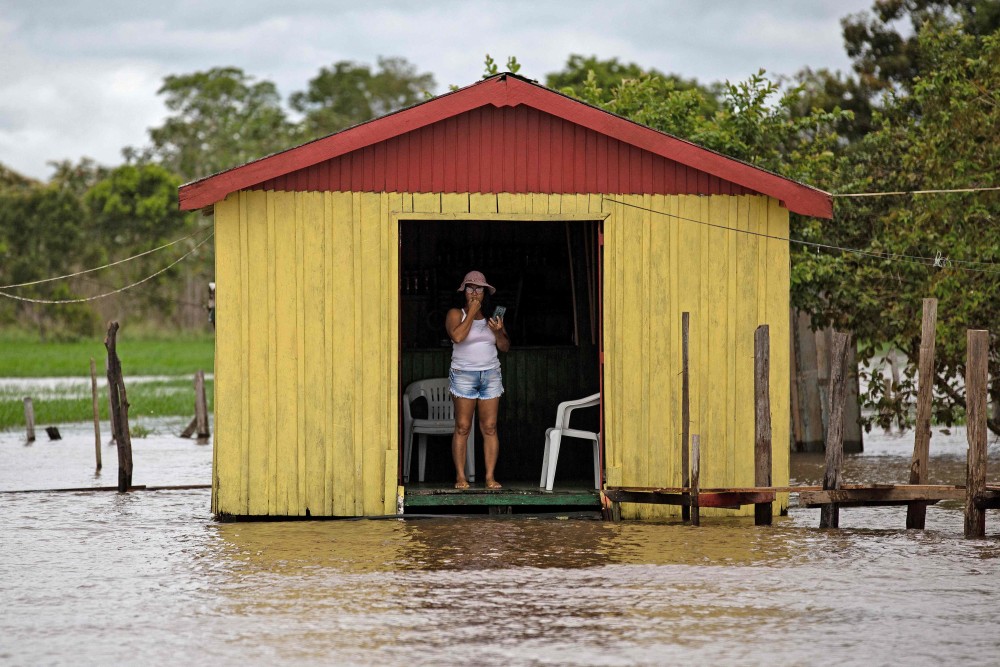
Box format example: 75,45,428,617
451,309,500,371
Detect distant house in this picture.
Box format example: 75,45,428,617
179,73,833,519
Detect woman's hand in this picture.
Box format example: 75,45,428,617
490,316,510,352
467,296,482,316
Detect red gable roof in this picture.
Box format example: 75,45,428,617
178,74,833,219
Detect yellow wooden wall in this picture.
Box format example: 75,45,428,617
602,194,790,518
212,190,789,518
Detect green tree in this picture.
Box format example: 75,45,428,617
83,163,204,321
141,67,294,180
290,57,435,140
47,158,110,198
547,54,720,113
842,0,1000,94
0,184,96,338
567,67,846,188
790,1,1000,141
0,162,38,193
795,25,1000,432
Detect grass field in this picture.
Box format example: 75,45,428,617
0,334,215,431
0,334,214,377
0,377,214,432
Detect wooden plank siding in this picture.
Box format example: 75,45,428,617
602,194,790,519
213,190,789,518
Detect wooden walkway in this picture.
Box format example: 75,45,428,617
604,484,1000,510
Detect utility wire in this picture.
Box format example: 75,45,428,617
0,227,212,290
0,232,214,304
602,196,1000,275
832,186,1000,198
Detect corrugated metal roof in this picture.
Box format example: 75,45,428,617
179,73,832,218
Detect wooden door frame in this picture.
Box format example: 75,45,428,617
392,210,610,487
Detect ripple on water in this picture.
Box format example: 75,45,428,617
2,427,1000,665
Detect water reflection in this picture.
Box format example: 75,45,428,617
213,515,809,574
4,425,1000,665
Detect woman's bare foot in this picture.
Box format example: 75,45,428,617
485,479,502,490
454,479,470,490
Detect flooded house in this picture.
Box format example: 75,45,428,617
178,73,833,519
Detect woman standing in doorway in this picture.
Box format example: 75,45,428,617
445,270,509,490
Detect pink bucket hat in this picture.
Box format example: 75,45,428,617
456,270,496,295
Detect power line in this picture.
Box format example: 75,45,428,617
0,227,212,290
601,196,1000,275
0,232,214,304
833,186,1000,198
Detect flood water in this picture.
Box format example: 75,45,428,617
2,420,999,666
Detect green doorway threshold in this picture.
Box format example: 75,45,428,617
403,482,601,510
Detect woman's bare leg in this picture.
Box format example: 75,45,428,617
451,396,477,488
478,397,501,488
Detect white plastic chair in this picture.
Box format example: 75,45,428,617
402,379,475,483
540,392,601,491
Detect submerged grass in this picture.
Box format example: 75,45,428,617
0,378,214,432
0,334,215,377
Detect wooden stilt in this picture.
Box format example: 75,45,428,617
691,434,700,527
790,309,803,450
965,329,988,539
179,417,198,439
23,397,35,443
194,369,210,443
820,332,850,529
682,312,691,522
907,299,937,529
754,325,773,526
793,310,825,451
105,356,117,447
104,322,133,492
90,358,101,471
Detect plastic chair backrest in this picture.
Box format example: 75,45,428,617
555,392,601,429
405,379,453,421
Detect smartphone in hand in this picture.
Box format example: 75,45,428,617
492,306,506,320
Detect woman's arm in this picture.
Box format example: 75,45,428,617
488,317,510,352
446,305,476,343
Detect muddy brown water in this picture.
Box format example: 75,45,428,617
2,419,999,665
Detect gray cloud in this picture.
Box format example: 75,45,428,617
0,0,873,180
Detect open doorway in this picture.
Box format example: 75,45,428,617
398,217,602,489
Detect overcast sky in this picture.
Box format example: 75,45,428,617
0,0,875,181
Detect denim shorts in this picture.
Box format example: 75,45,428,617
449,367,504,400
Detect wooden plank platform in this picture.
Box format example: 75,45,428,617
604,487,775,508
605,484,1000,510
403,483,601,509
797,485,967,507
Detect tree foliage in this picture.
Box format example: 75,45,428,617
0,183,96,337
795,24,1000,431
290,57,435,140
142,67,295,180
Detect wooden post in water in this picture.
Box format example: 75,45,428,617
104,322,133,492
682,312,691,522
820,332,851,529
793,310,825,451
754,325,773,526
964,329,989,539
23,397,35,443
690,434,701,527
907,299,937,529
194,370,210,443
90,358,102,471
105,356,117,447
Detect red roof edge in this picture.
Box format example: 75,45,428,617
179,74,833,219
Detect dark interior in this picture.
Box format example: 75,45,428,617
399,218,601,486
